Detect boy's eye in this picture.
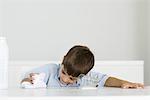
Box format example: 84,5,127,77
69,77,73,80
70,77,77,81
62,70,66,75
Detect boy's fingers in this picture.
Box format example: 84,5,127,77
130,83,142,89
21,78,33,84
122,83,131,89
125,83,144,89
132,83,144,88
122,83,143,89
137,83,144,88
121,82,144,89
29,73,39,77
29,73,39,80
130,84,137,88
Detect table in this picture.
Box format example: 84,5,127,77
0,86,150,97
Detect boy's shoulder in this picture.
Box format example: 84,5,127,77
43,63,60,72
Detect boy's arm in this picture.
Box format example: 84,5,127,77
104,77,144,89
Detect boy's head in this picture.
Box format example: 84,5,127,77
60,45,94,84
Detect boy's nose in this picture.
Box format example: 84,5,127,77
63,77,74,84
62,77,70,83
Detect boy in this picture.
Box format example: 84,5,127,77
21,45,144,89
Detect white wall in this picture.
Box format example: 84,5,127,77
0,0,2,34
1,0,149,84
2,0,146,60
146,0,150,85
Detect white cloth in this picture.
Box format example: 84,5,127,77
21,73,47,89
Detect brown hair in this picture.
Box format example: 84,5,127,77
62,45,95,77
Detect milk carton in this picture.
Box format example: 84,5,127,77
0,37,9,89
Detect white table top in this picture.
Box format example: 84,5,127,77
0,86,150,97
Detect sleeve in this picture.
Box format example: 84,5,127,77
22,63,57,84
84,71,110,87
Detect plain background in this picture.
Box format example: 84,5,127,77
0,0,149,85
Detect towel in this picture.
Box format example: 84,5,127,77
21,73,47,89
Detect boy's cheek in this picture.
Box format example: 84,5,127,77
60,74,69,83
69,80,74,84
60,73,75,84
62,76,74,84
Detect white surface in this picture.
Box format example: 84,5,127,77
0,86,150,97
8,61,144,88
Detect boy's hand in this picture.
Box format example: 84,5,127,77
121,82,144,89
21,73,39,84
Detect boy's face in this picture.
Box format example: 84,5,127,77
60,67,78,84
